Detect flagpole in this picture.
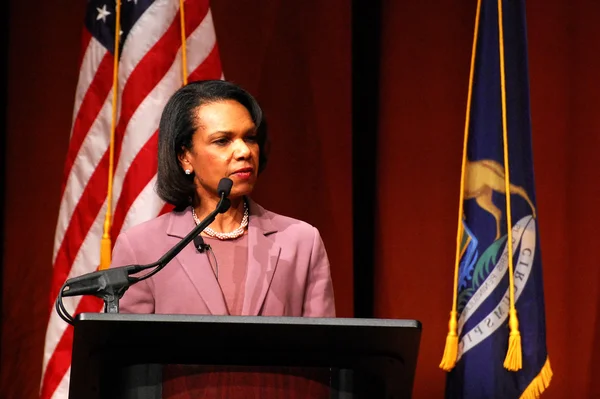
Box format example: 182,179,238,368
179,0,188,85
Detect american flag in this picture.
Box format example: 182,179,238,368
40,1,222,397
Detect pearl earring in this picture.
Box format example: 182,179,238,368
185,169,192,175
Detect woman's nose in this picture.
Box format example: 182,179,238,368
233,139,251,158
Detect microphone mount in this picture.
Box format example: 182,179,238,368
56,178,234,324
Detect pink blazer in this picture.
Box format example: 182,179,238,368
110,199,336,317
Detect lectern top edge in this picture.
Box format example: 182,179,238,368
76,313,422,330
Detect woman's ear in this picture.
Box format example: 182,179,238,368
178,147,193,174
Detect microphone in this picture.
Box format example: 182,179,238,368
217,177,233,196
216,178,233,213
58,177,234,318
120,177,232,272
193,236,210,253
192,179,232,253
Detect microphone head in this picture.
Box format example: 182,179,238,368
217,178,233,197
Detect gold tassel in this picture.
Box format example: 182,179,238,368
99,232,112,270
503,308,522,371
99,215,112,271
519,358,552,399
439,311,459,371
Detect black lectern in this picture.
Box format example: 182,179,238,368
69,313,421,399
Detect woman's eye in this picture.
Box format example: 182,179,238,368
214,138,229,145
245,135,258,142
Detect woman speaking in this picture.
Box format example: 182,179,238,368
110,79,336,319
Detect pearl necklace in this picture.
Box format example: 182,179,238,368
192,200,249,240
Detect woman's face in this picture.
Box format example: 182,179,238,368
179,100,260,201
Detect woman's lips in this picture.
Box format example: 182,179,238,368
234,172,252,179
232,168,254,180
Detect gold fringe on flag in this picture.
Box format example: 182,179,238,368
439,0,482,372
497,0,522,371
520,358,553,399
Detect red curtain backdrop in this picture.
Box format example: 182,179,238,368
1,1,85,398
375,1,600,398
2,1,599,399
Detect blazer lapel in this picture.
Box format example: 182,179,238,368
242,199,281,315
166,209,228,315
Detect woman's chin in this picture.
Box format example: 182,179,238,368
229,184,254,199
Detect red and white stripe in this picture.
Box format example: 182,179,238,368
40,2,223,398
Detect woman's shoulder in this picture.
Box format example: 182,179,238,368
111,211,181,266
249,200,319,237
118,209,181,242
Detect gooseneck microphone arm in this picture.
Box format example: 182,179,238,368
55,178,233,325
128,190,231,277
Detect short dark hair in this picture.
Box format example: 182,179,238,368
156,80,269,211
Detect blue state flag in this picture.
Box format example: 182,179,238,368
441,1,552,398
